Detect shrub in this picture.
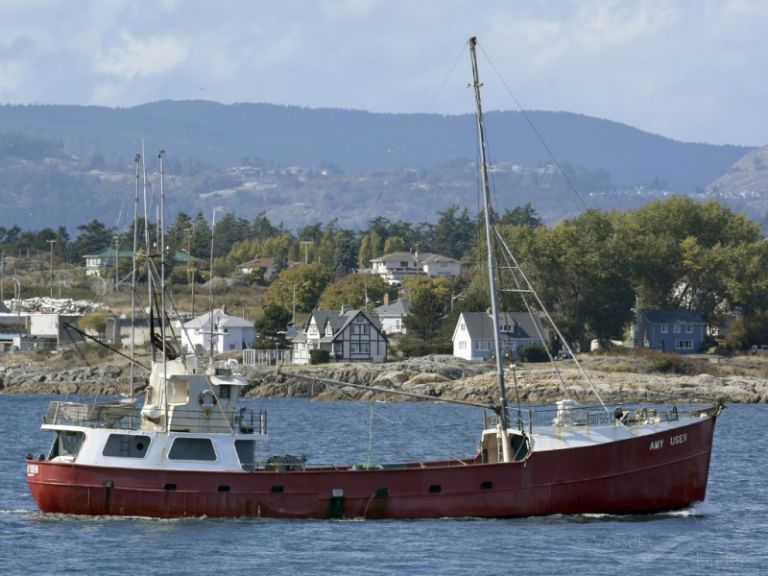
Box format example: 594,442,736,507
309,349,331,364
518,344,549,363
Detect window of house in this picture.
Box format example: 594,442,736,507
660,324,668,334
675,340,694,350
460,323,465,331
360,343,370,354
686,323,693,333
673,324,681,334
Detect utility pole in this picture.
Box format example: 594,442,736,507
47,240,56,299
301,241,311,264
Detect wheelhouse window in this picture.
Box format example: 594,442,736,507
235,439,256,471
168,438,217,461
103,434,151,458
49,430,85,460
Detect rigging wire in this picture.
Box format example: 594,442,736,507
477,42,591,212
428,41,470,112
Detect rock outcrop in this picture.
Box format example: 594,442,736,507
1,354,766,404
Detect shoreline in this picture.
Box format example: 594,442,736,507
1,354,767,404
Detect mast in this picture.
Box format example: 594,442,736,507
158,150,167,364
469,36,512,462
141,141,155,363
129,154,141,398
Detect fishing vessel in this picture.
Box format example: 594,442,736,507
26,37,721,519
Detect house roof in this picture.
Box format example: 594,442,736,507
374,299,411,317
240,257,275,268
456,311,545,341
183,308,255,330
420,254,460,265
84,248,189,263
639,309,705,324
370,251,455,264
305,308,384,341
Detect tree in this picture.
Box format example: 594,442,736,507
431,205,475,259
71,219,114,259
383,235,406,254
318,274,397,311
526,210,634,347
254,303,291,348
499,203,543,228
263,263,333,316
403,277,451,342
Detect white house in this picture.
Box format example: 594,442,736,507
370,251,461,285
453,311,546,361
293,307,388,365
181,308,256,355
373,296,410,335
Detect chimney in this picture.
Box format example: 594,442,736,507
221,304,227,315
383,293,390,306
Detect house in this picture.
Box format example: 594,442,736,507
84,248,189,278
452,311,547,361
373,295,410,335
181,308,257,355
84,248,135,277
293,307,387,365
239,257,278,280
370,251,461,286
630,309,706,354
28,313,84,348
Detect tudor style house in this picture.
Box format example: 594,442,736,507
452,311,546,361
292,307,387,365
369,251,461,286
181,308,257,355
630,309,706,354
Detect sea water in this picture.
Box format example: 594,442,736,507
0,395,765,576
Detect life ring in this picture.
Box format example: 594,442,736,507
199,390,218,410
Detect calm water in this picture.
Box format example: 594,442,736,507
0,395,765,576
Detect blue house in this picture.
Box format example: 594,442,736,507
631,309,706,354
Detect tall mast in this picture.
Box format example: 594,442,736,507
469,36,511,461
141,141,155,362
130,154,140,398
158,150,167,365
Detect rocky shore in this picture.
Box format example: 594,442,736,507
1,354,767,404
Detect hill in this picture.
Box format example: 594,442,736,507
0,101,756,231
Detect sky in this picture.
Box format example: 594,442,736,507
0,0,766,147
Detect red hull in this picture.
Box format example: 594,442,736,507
27,416,717,519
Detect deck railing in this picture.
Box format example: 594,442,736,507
43,400,268,435
484,402,700,434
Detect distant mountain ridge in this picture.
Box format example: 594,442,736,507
0,101,750,192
